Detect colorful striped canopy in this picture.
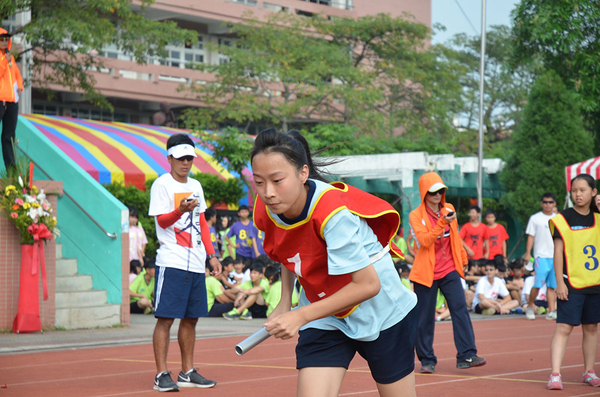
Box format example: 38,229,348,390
24,114,252,207
565,157,600,191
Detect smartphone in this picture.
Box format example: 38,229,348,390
446,211,455,217
186,196,195,202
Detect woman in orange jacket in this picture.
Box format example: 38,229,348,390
409,172,485,374
0,29,23,170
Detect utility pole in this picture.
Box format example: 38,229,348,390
477,0,487,213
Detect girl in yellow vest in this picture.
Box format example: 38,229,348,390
547,173,600,390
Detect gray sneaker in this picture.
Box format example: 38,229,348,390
457,356,486,369
177,369,216,389
546,311,557,321
153,371,179,392
240,309,253,320
526,307,535,320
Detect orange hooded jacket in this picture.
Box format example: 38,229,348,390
408,172,467,287
0,29,23,103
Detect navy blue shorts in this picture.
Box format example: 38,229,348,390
296,307,417,384
154,266,208,319
557,293,600,326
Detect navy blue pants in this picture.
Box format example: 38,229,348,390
413,271,477,365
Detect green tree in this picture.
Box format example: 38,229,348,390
190,172,245,207
500,70,593,225
191,127,256,199
3,0,195,109
184,12,463,139
511,0,600,146
448,25,540,146
311,14,464,139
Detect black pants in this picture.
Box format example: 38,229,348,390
413,271,478,365
0,101,19,170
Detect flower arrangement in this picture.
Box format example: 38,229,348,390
0,158,58,245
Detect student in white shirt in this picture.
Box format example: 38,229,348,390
472,262,520,315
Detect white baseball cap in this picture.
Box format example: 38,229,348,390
428,182,448,193
167,144,197,159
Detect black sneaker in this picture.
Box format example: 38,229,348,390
457,356,486,369
153,371,179,392
420,364,435,374
177,368,217,388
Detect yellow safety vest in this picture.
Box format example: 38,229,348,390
549,213,600,290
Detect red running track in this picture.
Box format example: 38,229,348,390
1,317,599,396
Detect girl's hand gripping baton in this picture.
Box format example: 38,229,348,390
235,327,271,355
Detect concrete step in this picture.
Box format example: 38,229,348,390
55,258,78,276
56,243,62,259
55,304,121,330
56,275,93,292
55,290,108,309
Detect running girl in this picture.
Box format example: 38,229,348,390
252,128,418,397
547,173,600,390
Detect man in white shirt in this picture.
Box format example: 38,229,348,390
148,134,222,392
523,193,557,321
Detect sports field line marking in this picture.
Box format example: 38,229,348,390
414,360,600,388
90,374,300,397
569,391,600,397
435,342,581,362
103,357,296,370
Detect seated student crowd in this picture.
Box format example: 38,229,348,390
204,255,284,320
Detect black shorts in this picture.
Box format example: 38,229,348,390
248,302,268,319
557,292,600,326
296,307,417,384
130,301,145,314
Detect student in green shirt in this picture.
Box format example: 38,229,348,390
130,260,156,314
264,265,282,316
205,267,234,317
223,261,270,320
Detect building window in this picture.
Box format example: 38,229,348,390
33,104,58,116
263,2,289,12
231,0,258,6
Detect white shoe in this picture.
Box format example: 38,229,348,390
526,307,535,320
546,311,557,321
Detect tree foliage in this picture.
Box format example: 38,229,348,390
500,70,593,225
190,172,245,207
448,25,540,145
511,0,600,145
191,127,256,199
184,12,464,140
3,0,196,109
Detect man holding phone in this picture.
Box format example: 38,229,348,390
409,172,484,374
0,29,23,171
148,134,222,392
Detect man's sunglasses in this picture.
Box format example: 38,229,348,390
171,155,195,162
427,189,446,196
542,200,555,204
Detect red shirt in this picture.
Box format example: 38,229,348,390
484,224,509,258
459,222,488,259
426,207,456,280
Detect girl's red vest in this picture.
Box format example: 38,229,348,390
253,182,403,317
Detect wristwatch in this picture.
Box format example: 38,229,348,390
207,253,218,260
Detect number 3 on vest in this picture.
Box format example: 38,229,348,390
583,245,599,271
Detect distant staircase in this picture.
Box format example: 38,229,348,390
54,244,121,329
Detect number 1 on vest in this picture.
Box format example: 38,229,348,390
288,253,302,277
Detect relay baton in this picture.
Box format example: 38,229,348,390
235,327,271,355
